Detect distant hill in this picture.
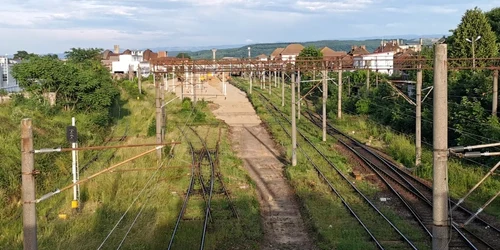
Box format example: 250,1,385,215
185,38,440,59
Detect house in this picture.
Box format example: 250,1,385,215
280,44,305,62
104,45,167,77
270,48,284,60
353,51,395,75
374,40,403,53
321,47,347,58
348,45,370,56
398,38,424,52
0,57,21,92
256,54,268,61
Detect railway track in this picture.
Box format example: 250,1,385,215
254,92,424,249
168,125,238,250
304,110,500,250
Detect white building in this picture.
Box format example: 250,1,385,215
0,57,21,92
279,44,304,63
353,51,395,75
111,50,151,77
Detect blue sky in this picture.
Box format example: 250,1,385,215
1,0,500,54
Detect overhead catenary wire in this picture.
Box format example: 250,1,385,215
98,102,196,249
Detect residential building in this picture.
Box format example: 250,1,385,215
0,57,21,92
348,45,370,56
280,44,305,63
321,47,347,58
256,54,268,61
353,51,395,75
270,48,284,60
104,45,167,77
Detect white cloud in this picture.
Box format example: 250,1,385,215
295,0,374,12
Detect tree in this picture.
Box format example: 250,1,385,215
65,48,103,63
486,7,500,45
297,46,323,59
449,7,498,61
13,51,36,60
176,53,191,59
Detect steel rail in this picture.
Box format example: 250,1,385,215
167,125,197,250
255,91,419,249
189,126,216,250
305,110,498,249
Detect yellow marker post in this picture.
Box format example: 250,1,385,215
71,200,79,209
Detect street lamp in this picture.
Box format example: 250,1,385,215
466,36,481,68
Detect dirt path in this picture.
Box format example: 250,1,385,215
171,77,315,249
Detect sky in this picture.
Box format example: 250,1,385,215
1,0,500,54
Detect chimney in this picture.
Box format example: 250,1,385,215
361,45,366,50
419,38,423,45
351,45,355,50
396,39,399,45
114,45,120,54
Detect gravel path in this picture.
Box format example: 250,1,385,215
172,78,315,249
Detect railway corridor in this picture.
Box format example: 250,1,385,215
172,78,315,249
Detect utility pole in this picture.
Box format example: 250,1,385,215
366,68,370,93
291,73,297,166
416,63,423,167
21,118,37,250
249,71,253,94
269,70,272,95
432,43,449,250
155,74,162,161
71,117,79,211
192,70,196,105
137,66,142,94
297,70,301,120
281,72,285,107
338,61,343,119
274,70,277,88
493,70,498,117
322,70,328,142
160,75,165,141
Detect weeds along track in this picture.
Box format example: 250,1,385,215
304,110,500,250
256,92,421,249
168,125,239,250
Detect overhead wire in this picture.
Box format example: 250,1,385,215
97,101,196,250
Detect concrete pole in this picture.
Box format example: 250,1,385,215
269,71,272,95
282,72,285,107
172,67,176,92
138,66,142,94
160,76,165,141
416,64,423,167
249,71,253,94
338,62,343,119
432,44,449,250
155,74,162,161
192,71,196,105
21,118,37,250
366,69,370,93
222,72,226,96
493,70,498,117
181,69,186,100
263,71,266,89
291,73,297,166
297,70,301,120
274,70,277,87
322,70,328,142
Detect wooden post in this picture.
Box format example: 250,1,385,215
338,62,343,119
297,70,301,120
21,118,37,250
281,72,285,107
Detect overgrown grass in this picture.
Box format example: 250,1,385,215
1,80,262,249
232,78,430,249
